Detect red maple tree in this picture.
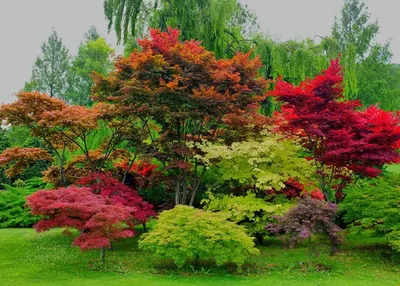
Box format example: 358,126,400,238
271,59,400,201
76,172,155,225
27,186,134,261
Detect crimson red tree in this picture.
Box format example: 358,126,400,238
272,59,400,202
27,186,134,261
76,172,155,226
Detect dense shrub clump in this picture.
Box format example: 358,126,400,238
0,186,39,228
139,205,259,268
267,197,342,253
0,178,47,228
341,173,400,251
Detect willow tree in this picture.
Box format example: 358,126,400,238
253,35,341,115
103,0,257,57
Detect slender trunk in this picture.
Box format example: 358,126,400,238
58,148,67,187
175,179,181,205
189,167,206,206
182,178,188,205
100,247,106,263
59,159,65,187
142,223,147,232
308,236,312,266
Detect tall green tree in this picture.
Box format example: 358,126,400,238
332,0,378,60
26,29,70,99
332,0,400,109
65,36,114,106
103,0,257,58
83,25,100,43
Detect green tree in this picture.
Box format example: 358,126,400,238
194,134,315,192
332,0,400,108
103,0,257,57
26,29,70,98
65,37,114,105
332,0,378,60
83,25,100,43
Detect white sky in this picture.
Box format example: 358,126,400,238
1,0,399,104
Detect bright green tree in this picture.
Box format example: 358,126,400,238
65,37,114,105
193,133,315,191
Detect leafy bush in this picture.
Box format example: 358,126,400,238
340,173,400,252
0,184,39,228
139,205,259,268
267,198,342,254
202,192,290,243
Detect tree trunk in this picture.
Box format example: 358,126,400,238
182,179,188,205
100,247,106,263
175,179,181,205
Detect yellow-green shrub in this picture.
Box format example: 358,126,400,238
139,205,259,268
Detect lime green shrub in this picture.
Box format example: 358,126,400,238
139,205,259,268
202,192,290,243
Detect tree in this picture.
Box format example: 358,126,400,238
332,0,378,60
0,147,52,178
332,0,400,108
267,197,343,258
92,28,268,205
65,37,114,105
340,173,400,252
194,133,315,192
0,92,70,186
271,59,400,202
255,36,340,85
84,26,100,43
27,186,134,262
202,192,289,244
76,172,155,226
27,30,70,99
103,0,258,57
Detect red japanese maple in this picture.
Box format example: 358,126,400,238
27,186,134,260
272,59,400,201
76,172,155,224
267,178,324,201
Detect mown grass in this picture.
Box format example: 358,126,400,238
1,228,399,285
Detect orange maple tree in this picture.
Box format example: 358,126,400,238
92,28,269,205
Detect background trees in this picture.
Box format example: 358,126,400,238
24,27,114,106
332,0,400,109
65,32,114,105
25,30,70,99
103,0,257,57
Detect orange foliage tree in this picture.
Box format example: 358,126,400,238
0,92,147,186
0,147,53,178
92,28,269,205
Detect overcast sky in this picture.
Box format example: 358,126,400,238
1,0,399,104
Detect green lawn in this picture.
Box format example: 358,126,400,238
1,228,399,286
